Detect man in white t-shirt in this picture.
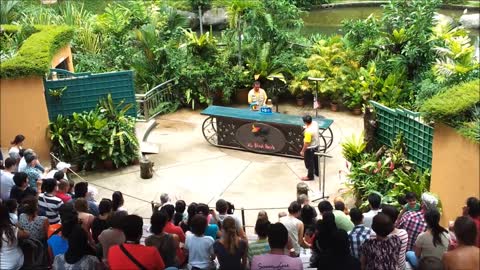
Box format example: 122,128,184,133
45,162,71,180
0,158,16,201
212,199,246,239
279,201,311,255
248,81,268,108
364,193,382,228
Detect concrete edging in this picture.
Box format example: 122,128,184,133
314,2,480,11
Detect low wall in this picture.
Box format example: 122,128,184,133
0,77,51,162
430,123,480,227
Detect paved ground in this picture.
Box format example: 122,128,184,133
80,103,363,231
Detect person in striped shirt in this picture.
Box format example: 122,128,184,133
382,205,409,270
38,178,63,224
248,218,271,265
348,208,374,259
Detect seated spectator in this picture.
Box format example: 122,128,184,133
74,198,94,242
333,200,354,231
257,210,269,222
73,182,99,216
10,172,37,203
382,205,408,270
0,203,29,270
248,218,271,264
277,211,287,220
112,191,127,214
318,200,354,232
334,196,349,215
197,203,220,240
462,197,480,247
0,157,16,201
329,229,361,270
185,214,215,270
300,204,316,242
146,210,180,268
67,179,75,197
418,256,444,270
160,204,186,243
442,216,479,270
24,154,47,191
18,196,49,242
213,199,246,239
251,223,302,270
38,178,63,224
279,201,310,255
5,199,18,225
108,215,165,270
310,211,338,268
348,207,374,259
407,209,449,268
8,134,24,161
173,200,187,226
398,192,438,251
53,224,99,269
92,199,112,244
214,216,248,270
56,179,72,203
360,213,401,270
363,193,382,228
98,211,127,263
17,149,33,173
45,161,71,180
160,193,171,207
180,202,198,233
47,204,78,261
397,192,421,223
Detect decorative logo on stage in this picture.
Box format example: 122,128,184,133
236,122,286,153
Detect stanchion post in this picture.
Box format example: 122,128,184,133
312,152,332,202
241,207,246,232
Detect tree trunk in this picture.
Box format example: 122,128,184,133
364,106,377,152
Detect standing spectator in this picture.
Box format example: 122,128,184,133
279,201,310,255
38,178,63,224
197,203,220,240
53,224,99,269
442,216,479,270
248,218,271,264
213,199,246,239
146,211,179,268
398,192,438,251
251,223,303,270
98,211,127,264
173,200,187,226
185,214,215,270
360,213,401,270
462,197,480,247
348,207,374,259
1,158,16,201
108,215,165,270
9,172,37,202
56,179,72,203
300,204,317,243
214,216,248,270
92,199,112,244
24,154,45,191
364,193,382,228
18,196,49,241
112,191,127,214
0,203,28,270
5,199,18,225
73,182,99,216
74,198,94,243
418,256,444,270
382,205,409,270
406,209,449,268
8,134,24,161
332,200,354,232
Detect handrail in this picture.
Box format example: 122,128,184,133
136,78,179,121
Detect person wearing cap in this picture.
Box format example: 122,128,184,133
397,192,438,251
23,154,49,191
248,81,268,109
46,162,71,180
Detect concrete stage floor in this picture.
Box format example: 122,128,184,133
80,103,363,231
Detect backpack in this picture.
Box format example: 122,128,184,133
19,238,49,270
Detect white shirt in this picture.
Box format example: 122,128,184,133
304,121,320,148
18,157,27,172
8,147,20,160
0,170,15,200
280,215,303,254
0,227,24,270
363,209,382,228
45,169,69,180
185,231,215,270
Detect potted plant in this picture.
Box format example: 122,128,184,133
344,88,364,115
266,75,288,106
330,89,342,112
289,76,310,107
296,94,305,107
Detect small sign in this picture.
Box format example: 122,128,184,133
236,122,286,153
260,106,272,114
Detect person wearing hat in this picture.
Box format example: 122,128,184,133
397,192,439,251
46,162,71,180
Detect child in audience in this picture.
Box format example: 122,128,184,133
398,191,421,221
185,214,216,270
248,218,271,264
56,179,72,203
173,200,187,226
67,179,75,197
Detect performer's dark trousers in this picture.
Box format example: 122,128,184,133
304,148,319,180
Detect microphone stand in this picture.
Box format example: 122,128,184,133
312,152,332,202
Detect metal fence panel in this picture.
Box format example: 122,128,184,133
370,101,433,170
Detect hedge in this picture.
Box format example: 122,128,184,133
0,25,74,78
0,25,20,34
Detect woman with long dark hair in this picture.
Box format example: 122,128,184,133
53,224,100,269
0,203,28,270
406,209,449,268
111,191,127,213
213,216,248,270
8,134,25,161
18,196,49,241
300,204,317,243
310,211,338,268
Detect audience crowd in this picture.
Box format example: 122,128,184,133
1,135,480,270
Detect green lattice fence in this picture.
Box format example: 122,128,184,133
44,69,136,121
370,101,433,170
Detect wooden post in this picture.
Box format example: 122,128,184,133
198,6,203,35
140,158,154,179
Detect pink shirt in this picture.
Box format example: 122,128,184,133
251,253,303,270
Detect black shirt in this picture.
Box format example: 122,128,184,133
91,217,110,243
10,185,36,203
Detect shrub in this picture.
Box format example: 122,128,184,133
0,24,74,78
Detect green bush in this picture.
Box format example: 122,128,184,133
0,24,20,34
0,24,74,78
